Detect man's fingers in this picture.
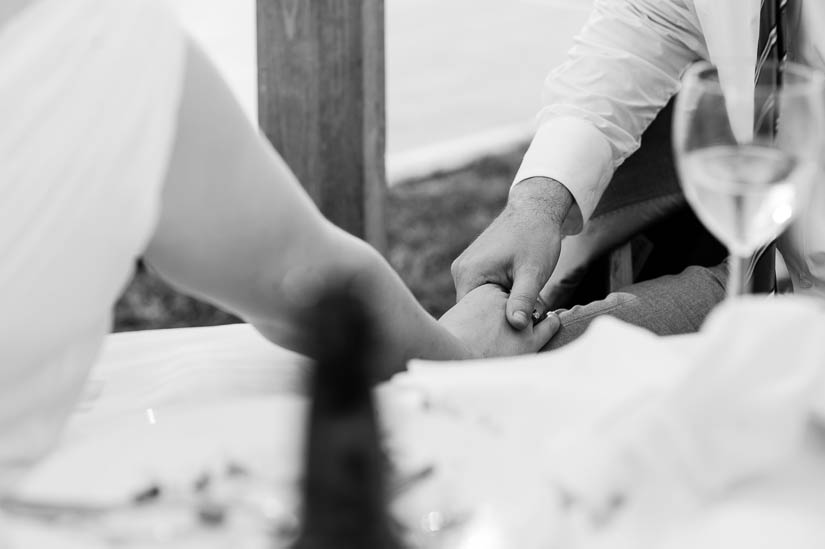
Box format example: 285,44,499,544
532,310,561,349
505,265,546,330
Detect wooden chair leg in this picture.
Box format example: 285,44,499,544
607,235,654,293
608,241,634,293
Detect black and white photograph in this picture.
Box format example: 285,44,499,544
2,0,825,547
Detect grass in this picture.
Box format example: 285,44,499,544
112,146,526,332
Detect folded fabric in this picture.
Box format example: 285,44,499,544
66,324,310,446
393,318,693,445
387,296,825,548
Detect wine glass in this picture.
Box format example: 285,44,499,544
673,60,825,296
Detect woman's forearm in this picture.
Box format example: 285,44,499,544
248,226,471,379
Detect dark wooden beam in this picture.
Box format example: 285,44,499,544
257,0,386,252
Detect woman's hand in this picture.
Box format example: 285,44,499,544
438,284,560,359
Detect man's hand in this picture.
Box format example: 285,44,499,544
451,177,574,330
438,284,560,358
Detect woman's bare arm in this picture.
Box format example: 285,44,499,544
144,39,556,375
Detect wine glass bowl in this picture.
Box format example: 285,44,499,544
673,60,825,296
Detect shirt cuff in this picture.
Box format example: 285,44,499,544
512,116,614,235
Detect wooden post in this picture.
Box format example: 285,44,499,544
257,0,386,252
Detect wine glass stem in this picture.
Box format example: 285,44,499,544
727,253,752,297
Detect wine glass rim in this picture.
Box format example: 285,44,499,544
683,59,825,95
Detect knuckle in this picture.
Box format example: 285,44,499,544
516,262,548,282
450,256,464,278
453,253,492,282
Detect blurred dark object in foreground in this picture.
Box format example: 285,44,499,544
292,282,402,549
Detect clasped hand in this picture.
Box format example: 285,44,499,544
451,177,574,330
438,284,560,358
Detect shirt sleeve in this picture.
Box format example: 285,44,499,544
513,0,708,232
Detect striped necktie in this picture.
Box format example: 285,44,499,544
757,0,802,76
755,0,804,131
749,0,801,292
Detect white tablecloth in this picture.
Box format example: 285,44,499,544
5,297,825,548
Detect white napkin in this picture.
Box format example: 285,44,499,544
2,325,313,549
386,296,825,548
392,318,692,446
382,317,693,548
65,324,310,446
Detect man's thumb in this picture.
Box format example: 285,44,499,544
505,266,545,330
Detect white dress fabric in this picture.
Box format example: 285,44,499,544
0,0,184,484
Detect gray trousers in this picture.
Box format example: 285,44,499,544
543,264,728,351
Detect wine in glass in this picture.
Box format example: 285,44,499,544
673,60,825,296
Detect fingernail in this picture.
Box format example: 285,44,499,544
513,310,529,326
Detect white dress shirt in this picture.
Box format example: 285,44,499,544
514,0,761,230
515,0,825,297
